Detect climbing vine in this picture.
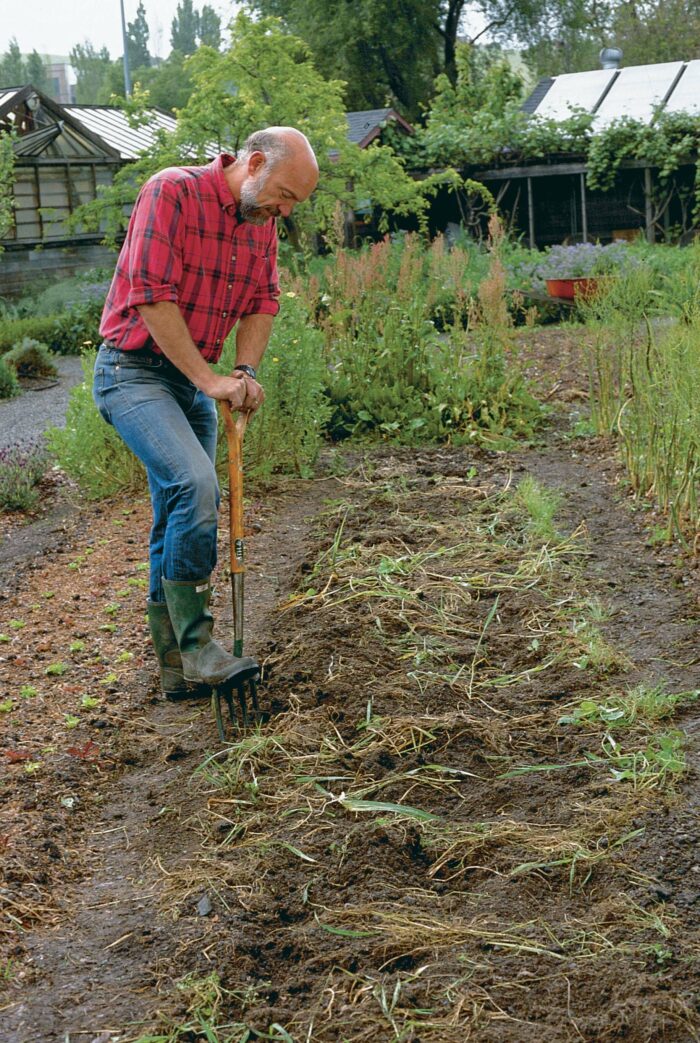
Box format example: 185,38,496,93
0,132,16,249
381,44,700,236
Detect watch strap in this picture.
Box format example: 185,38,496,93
234,363,257,380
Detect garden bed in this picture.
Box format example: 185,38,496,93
1,332,699,1041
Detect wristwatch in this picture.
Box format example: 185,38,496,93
234,363,257,380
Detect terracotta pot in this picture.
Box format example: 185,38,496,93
545,277,600,301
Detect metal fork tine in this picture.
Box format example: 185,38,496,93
236,683,250,728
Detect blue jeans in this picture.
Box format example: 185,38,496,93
93,345,219,603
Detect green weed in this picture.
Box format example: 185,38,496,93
45,662,69,676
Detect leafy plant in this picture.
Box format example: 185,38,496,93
534,242,640,282
49,298,103,355
47,352,147,499
0,131,15,250
0,357,19,399
216,289,330,479
45,662,69,676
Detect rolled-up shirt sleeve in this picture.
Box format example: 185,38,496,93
125,176,184,309
242,225,280,317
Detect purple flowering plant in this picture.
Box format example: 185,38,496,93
0,440,51,512
507,241,640,293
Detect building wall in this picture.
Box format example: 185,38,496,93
0,241,118,297
43,58,75,105
6,163,115,244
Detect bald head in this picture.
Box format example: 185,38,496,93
230,126,319,224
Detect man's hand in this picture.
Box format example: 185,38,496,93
205,371,248,410
237,374,265,415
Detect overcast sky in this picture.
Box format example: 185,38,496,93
2,0,239,62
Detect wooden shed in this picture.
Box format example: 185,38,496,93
472,59,700,247
0,84,176,294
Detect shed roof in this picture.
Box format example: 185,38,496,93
346,108,413,148
64,105,178,160
525,59,700,126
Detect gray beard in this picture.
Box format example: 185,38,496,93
239,181,273,225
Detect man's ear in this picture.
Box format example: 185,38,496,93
247,150,266,176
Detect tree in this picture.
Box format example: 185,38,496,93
128,0,152,70
171,0,199,56
70,41,113,104
250,0,441,116
25,51,49,92
0,38,27,87
132,51,195,112
611,0,700,65
198,4,222,48
484,0,608,75
71,13,455,246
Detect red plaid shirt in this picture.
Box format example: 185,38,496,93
100,154,280,363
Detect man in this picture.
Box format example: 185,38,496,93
93,127,319,699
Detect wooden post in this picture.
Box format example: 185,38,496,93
527,176,535,248
644,167,655,244
580,172,588,243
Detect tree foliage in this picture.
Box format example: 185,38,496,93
70,42,113,104
171,0,200,56
250,0,441,117
0,38,50,92
198,5,222,49
0,39,26,87
70,14,458,247
127,0,151,70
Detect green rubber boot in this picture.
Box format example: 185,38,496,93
147,600,209,700
161,577,258,687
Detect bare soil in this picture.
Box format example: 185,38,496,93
1,328,699,1042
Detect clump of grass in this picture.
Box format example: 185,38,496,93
559,681,698,728
515,474,561,542
582,265,700,539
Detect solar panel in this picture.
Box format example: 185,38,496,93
534,70,616,119
664,59,700,115
595,62,684,125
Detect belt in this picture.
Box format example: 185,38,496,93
104,340,164,360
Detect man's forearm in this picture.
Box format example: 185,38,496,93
137,301,219,395
235,313,274,371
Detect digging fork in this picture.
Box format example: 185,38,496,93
213,402,261,741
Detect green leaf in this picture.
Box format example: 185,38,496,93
340,797,439,821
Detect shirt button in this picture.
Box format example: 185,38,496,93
222,311,228,317
232,254,236,261
227,283,233,289
216,339,220,345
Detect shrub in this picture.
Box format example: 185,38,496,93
319,224,544,446
0,315,58,356
0,440,51,511
47,352,146,499
215,289,330,479
0,357,19,399
4,338,58,378
49,298,103,355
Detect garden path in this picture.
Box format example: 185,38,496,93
0,355,84,449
